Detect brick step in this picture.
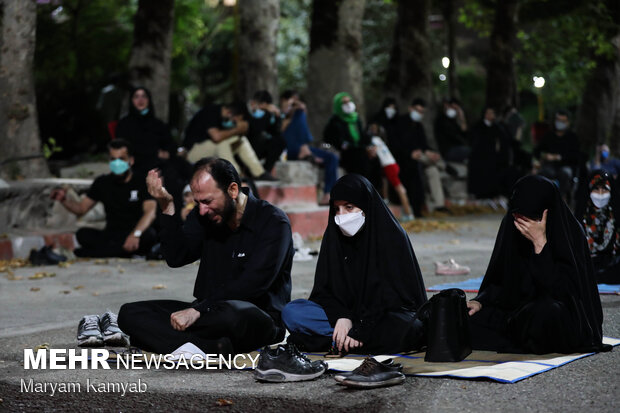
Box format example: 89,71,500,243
283,206,329,239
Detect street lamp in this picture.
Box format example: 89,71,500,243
533,76,545,121
442,57,450,69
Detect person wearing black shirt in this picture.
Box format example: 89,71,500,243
118,158,293,355
50,139,157,258
247,90,286,173
468,107,516,199
393,98,447,215
434,98,470,162
534,110,581,199
183,103,275,181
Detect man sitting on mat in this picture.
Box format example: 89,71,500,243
118,157,293,356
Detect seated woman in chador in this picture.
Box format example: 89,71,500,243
467,175,608,354
282,174,427,354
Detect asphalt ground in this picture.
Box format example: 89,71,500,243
0,214,618,412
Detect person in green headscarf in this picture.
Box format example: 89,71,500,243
323,92,381,189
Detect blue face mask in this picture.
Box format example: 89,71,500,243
222,119,235,129
140,108,149,116
601,150,609,161
109,159,130,175
252,109,265,119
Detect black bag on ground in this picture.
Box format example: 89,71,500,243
419,288,472,362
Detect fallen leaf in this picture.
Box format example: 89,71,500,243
58,261,72,268
92,292,100,296
30,287,40,292
449,239,460,245
215,399,233,406
74,285,84,290
34,343,49,351
117,266,125,274
28,272,56,280
148,262,158,267
60,290,71,294
152,284,167,290
93,259,109,265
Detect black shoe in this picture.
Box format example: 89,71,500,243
254,343,327,382
340,357,406,389
334,358,402,383
29,246,67,266
255,172,279,182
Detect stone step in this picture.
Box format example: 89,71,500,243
284,206,329,239
256,183,318,208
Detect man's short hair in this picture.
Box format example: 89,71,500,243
280,89,298,100
223,102,247,117
108,139,133,156
411,97,426,107
253,90,273,104
192,157,242,192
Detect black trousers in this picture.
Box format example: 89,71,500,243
75,227,157,258
252,135,287,173
118,299,281,354
592,254,620,285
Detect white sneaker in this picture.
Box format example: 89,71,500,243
77,315,104,347
434,259,471,275
100,311,129,347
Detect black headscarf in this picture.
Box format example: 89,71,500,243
476,175,604,351
309,174,427,342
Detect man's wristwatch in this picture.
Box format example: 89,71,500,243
133,230,142,238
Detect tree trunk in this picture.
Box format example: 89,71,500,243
574,44,619,155
577,0,620,156
0,0,49,179
306,0,366,139
485,0,519,111
236,0,279,102
441,0,459,100
128,0,174,122
384,0,433,138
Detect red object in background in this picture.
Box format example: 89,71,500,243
107,120,118,140
530,121,550,145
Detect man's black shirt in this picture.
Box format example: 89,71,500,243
86,173,152,232
159,188,293,324
183,104,222,150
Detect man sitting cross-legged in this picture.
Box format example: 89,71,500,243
118,158,324,384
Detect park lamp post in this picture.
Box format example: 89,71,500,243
533,76,545,122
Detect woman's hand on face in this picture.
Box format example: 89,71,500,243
333,318,353,351
514,209,548,254
467,300,482,316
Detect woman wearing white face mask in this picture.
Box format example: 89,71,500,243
579,170,620,284
281,174,428,356
323,92,382,190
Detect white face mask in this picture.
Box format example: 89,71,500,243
483,119,492,127
446,108,457,118
334,211,365,237
342,102,356,114
590,192,611,209
410,110,423,122
384,107,396,119
555,120,568,131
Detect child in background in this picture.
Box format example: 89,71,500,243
181,184,195,221
371,136,414,222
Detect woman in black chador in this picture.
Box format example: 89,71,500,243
467,175,607,354
116,87,177,177
282,174,427,354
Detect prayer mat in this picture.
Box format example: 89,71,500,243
309,337,619,383
427,276,620,295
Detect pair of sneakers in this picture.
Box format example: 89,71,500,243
254,343,327,382
77,311,129,347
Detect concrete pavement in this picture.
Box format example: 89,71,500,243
1,214,618,412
